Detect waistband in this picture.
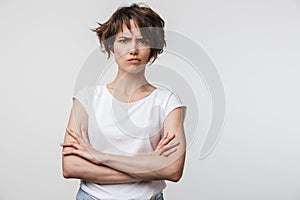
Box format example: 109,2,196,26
77,187,163,200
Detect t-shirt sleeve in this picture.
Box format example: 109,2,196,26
72,87,90,116
164,92,187,122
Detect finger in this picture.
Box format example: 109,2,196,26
163,131,169,139
155,132,176,152
67,128,86,145
162,147,177,157
161,133,175,146
156,132,175,151
62,149,83,156
66,128,76,135
165,141,179,149
66,128,79,140
158,141,179,155
157,132,168,147
158,132,170,146
60,142,76,147
60,142,82,149
160,137,171,146
168,133,175,140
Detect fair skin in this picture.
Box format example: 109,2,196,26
62,20,186,183
107,20,154,102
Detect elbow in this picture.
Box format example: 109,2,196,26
165,165,183,182
162,156,185,182
62,162,72,179
168,170,183,182
62,165,72,179
62,157,76,179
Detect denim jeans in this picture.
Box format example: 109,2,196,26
76,188,97,200
76,188,164,200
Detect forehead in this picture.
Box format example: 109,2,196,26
117,20,143,37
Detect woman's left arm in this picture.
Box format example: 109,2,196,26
62,107,186,182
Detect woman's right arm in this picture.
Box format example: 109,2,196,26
62,99,138,184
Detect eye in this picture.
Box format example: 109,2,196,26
137,38,148,45
118,38,129,43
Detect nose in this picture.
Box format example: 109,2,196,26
129,40,138,55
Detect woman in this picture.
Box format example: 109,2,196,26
61,3,187,200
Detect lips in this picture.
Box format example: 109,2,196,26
128,58,141,62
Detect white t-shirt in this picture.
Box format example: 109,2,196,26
72,85,186,200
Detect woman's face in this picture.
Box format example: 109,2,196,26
113,20,151,74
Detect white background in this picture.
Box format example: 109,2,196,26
1,0,300,199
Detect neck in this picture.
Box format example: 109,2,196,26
108,67,149,95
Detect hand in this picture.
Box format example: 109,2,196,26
61,126,104,165
151,132,179,157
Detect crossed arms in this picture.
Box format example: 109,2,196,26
61,99,186,184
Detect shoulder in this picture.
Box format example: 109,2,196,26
155,87,186,120
155,87,182,103
72,85,106,114
155,87,173,98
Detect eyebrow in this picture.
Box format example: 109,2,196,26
117,35,144,39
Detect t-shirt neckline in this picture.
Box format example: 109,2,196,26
104,85,158,104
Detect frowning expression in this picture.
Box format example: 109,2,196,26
113,20,151,73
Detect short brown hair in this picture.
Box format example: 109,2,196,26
92,3,166,64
